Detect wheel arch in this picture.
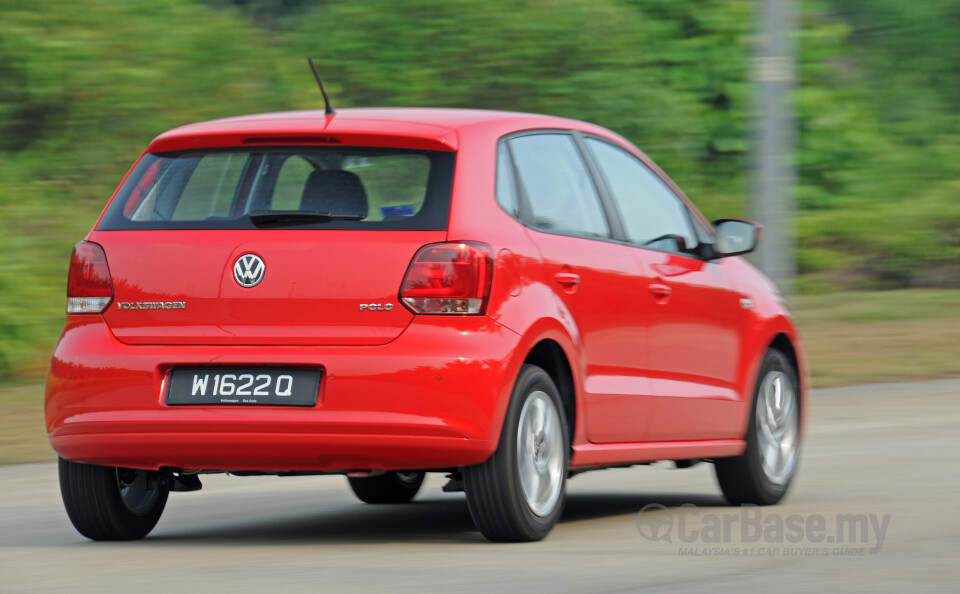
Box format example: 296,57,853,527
523,339,577,449
768,331,808,438
735,315,809,442
770,333,799,389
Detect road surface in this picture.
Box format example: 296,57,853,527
1,379,958,592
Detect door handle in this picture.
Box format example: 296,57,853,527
554,272,580,286
554,272,581,291
649,283,672,299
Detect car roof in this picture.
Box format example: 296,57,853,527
146,108,621,153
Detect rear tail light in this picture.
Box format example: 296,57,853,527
400,242,493,314
67,241,113,314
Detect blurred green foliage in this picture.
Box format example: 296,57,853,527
1,0,958,379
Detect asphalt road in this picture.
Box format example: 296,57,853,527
2,379,958,593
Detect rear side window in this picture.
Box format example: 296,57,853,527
585,138,696,252
99,147,454,230
495,143,519,217
507,134,609,238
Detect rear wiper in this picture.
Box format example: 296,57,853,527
248,210,365,226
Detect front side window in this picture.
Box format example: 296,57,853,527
507,134,609,238
99,147,453,230
586,138,697,253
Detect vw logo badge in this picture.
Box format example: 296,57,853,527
233,253,265,288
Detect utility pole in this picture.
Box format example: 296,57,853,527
750,0,797,295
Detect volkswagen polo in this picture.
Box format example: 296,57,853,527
47,106,807,542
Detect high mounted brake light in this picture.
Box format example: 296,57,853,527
400,242,493,314
66,241,113,314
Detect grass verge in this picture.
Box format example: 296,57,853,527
793,289,960,387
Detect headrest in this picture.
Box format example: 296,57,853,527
299,169,368,217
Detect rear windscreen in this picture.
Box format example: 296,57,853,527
98,147,455,230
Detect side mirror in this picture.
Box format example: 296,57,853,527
711,219,762,258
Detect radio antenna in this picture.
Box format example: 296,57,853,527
307,57,336,116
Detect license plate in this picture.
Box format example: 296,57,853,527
166,367,321,406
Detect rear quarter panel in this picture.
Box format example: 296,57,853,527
445,120,593,446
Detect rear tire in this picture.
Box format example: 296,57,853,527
347,471,425,504
715,348,800,505
463,364,569,542
58,457,169,541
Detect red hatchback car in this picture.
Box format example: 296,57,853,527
47,107,806,542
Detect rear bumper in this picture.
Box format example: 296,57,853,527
46,316,521,472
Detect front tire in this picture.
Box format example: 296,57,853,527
715,348,800,505
463,364,569,542
58,457,169,540
347,471,425,504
